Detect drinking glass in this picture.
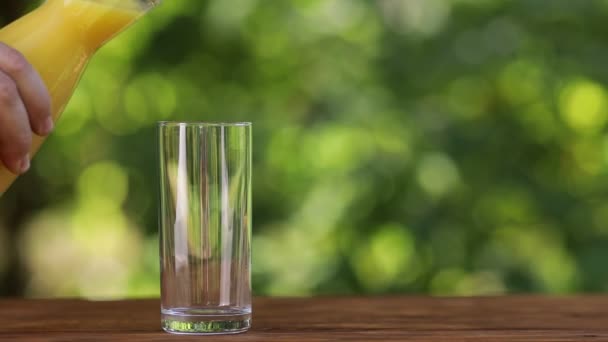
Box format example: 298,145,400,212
158,122,252,334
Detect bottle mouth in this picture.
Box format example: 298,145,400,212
138,0,162,10
78,0,162,11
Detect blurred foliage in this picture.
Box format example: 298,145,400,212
3,0,608,298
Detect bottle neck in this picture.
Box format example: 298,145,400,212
47,0,148,53
62,0,161,12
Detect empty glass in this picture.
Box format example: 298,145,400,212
158,122,252,334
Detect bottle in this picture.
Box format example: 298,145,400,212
0,0,160,194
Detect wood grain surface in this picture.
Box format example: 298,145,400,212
0,296,607,341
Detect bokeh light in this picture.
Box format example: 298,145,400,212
1,0,608,298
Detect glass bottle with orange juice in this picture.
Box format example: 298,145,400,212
0,0,160,194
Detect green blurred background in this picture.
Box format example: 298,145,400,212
1,0,608,298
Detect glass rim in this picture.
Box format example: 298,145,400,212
158,121,252,127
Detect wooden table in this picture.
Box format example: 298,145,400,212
0,296,606,341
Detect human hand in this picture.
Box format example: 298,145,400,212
0,42,52,175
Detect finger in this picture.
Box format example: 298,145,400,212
0,42,52,137
0,70,32,174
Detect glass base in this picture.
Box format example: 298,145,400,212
161,308,251,335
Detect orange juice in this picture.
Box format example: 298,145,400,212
0,0,158,194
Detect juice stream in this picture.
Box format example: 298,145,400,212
0,0,145,194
